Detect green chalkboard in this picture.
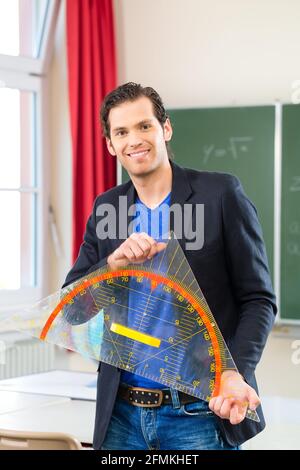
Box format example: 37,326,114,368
121,106,275,289
166,106,275,279
281,104,300,321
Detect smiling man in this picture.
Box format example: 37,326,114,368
62,82,277,450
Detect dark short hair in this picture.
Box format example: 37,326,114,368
100,82,173,159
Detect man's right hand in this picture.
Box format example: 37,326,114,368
107,232,167,271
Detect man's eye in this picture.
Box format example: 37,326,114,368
141,124,151,130
116,130,126,136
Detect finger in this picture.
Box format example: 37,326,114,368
229,404,240,425
213,396,225,415
247,390,261,411
122,245,138,262
135,238,152,256
230,402,247,425
236,405,247,425
131,236,156,259
156,242,167,252
219,397,235,419
137,233,158,258
113,246,130,263
137,232,157,246
145,240,166,259
128,240,147,260
208,397,217,411
209,397,217,411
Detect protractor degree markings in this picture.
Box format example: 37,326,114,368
156,349,186,361
157,241,172,271
173,256,186,277
130,311,194,335
123,339,186,367
173,330,196,341
103,338,139,357
130,294,201,323
129,292,156,359
165,244,180,274
140,370,207,398
92,283,115,296
159,373,201,392
108,279,197,313
158,338,188,349
154,357,184,370
129,353,183,373
180,318,200,329
166,349,186,359
86,284,114,301
102,320,128,367
124,303,195,326
94,292,116,305
105,300,158,319
134,289,189,313
179,317,204,330
92,297,111,310
180,267,193,284
131,327,207,369
85,286,108,317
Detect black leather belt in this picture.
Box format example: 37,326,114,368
118,384,200,408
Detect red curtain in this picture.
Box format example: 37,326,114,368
66,0,117,262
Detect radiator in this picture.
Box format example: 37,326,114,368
0,333,55,379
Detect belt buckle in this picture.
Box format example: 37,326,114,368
128,387,164,408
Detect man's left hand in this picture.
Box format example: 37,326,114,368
208,370,260,425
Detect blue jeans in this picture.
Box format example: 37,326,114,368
101,388,240,450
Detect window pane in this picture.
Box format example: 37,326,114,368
0,87,35,188
0,191,36,289
0,0,49,58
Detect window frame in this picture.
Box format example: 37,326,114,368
0,0,60,314
0,0,60,75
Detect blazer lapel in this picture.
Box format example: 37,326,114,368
114,161,194,251
169,161,193,251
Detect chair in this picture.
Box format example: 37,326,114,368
0,429,82,450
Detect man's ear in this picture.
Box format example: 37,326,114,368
163,118,173,142
106,137,116,156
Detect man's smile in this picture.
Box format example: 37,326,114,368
127,149,150,158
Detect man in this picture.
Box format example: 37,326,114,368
62,82,277,450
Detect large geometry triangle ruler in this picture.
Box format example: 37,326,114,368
10,232,259,422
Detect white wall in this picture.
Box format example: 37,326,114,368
114,0,300,107
49,0,72,292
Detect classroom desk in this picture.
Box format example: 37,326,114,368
0,390,70,415
0,399,96,445
0,370,97,400
0,370,97,445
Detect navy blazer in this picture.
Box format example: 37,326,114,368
62,160,277,448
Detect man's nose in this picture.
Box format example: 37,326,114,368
127,131,143,147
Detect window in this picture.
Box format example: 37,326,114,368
0,0,49,58
0,0,60,312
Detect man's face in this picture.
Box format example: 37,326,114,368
106,96,172,178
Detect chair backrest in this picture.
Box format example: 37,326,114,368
0,429,82,450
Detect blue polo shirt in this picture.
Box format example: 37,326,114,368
121,191,171,388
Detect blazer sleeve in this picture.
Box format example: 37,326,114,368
62,196,108,289
221,176,277,381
